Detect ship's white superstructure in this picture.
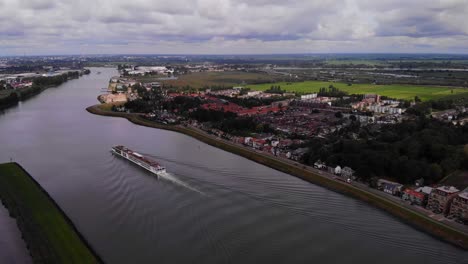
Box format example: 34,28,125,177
111,145,166,174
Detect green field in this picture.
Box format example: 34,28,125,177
0,163,100,263
247,81,468,101
153,71,280,89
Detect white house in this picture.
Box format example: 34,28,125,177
300,93,318,100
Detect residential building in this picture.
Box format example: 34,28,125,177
448,189,468,221
415,186,433,205
314,160,326,169
402,189,426,206
363,94,380,103
300,93,317,100
377,179,403,196
427,186,460,214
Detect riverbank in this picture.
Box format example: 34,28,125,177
87,104,468,250
0,162,102,263
0,70,89,111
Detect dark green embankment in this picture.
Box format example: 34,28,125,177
87,104,468,250
0,162,102,264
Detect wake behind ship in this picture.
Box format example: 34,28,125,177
111,145,166,175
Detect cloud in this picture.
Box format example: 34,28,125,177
18,0,57,10
0,0,467,55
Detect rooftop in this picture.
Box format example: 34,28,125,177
458,191,468,200
436,186,460,194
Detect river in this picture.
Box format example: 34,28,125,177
0,68,466,263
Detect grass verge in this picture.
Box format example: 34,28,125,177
0,162,102,264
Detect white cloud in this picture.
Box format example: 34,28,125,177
0,0,467,55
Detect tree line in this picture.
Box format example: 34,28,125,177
304,117,468,184
0,72,82,110
318,85,348,97
33,71,80,86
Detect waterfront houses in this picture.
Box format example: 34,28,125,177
402,189,426,206
448,189,468,221
427,186,460,214
377,179,403,196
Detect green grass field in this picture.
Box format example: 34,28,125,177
0,163,100,263
247,81,468,101
157,71,280,89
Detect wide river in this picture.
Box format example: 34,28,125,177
0,68,466,263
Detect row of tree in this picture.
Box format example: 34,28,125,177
33,71,80,86
0,72,82,109
0,92,19,110
216,95,287,109
264,85,286,94
406,96,468,116
318,85,348,97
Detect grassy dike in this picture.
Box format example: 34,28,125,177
87,104,468,250
0,162,102,264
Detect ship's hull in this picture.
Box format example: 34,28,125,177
111,148,166,175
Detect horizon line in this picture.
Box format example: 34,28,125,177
2,52,468,58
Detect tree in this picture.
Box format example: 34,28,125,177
429,163,443,182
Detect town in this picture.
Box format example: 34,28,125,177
98,65,468,230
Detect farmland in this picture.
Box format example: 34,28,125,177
139,71,280,90
247,81,468,101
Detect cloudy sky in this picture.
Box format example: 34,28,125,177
1,0,468,55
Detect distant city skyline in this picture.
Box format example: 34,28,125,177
1,0,468,56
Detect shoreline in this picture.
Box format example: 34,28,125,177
0,72,88,111
0,162,102,263
86,104,468,250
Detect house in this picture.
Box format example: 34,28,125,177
289,148,309,161
300,93,317,100
377,179,403,196
314,160,326,169
427,186,460,214
364,94,380,103
448,189,468,221
415,178,425,187
270,140,280,147
402,189,426,206
252,138,267,150
115,84,126,93
414,186,433,205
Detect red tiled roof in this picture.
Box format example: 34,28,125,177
404,189,425,199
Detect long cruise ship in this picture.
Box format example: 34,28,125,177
111,145,166,175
